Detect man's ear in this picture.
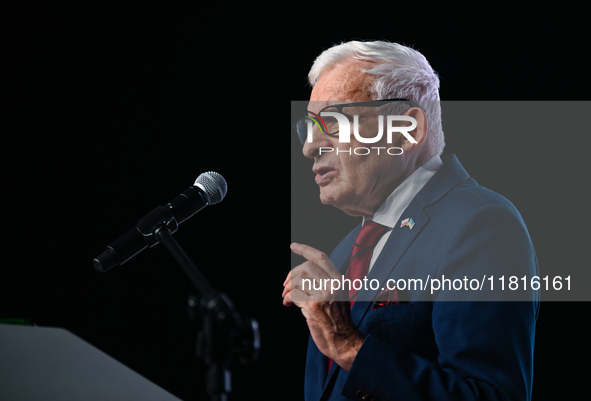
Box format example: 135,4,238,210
402,107,428,150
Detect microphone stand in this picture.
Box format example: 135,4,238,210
149,222,259,401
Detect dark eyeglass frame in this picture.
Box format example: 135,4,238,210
294,98,422,144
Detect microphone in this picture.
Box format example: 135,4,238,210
93,171,227,273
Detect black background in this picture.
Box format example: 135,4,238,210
4,2,590,400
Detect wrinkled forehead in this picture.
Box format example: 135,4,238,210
306,99,356,114
307,60,375,113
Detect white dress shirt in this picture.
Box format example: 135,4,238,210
364,155,443,272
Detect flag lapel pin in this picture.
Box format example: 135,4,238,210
400,217,415,230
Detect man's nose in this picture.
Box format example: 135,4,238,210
302,127,333,158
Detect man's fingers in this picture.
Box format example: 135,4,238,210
291,242,324,260
282,276,292,299
291,242,337,276
284,271,322,306
283,289,293,307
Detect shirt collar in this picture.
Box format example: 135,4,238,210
363,155,442,229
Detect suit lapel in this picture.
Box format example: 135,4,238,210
321,193,433,396
320,208,431,394
352,202,430,327
348,154,470,327
315,154,470,400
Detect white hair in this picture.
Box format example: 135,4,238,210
308,40,445,156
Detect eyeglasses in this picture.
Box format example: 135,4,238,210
294,98,421,145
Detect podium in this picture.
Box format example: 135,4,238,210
0,324,181,401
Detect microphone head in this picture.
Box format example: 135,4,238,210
194,171,227,205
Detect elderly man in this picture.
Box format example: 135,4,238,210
283,41,538,401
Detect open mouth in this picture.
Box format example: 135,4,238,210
314,167,336,185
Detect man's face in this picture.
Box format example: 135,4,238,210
304,60,413,217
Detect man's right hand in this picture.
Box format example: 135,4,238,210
282,242,364,372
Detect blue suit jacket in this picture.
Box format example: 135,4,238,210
304,154,539,401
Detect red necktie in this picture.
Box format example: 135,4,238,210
345,221,388,301
327,222,387,373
